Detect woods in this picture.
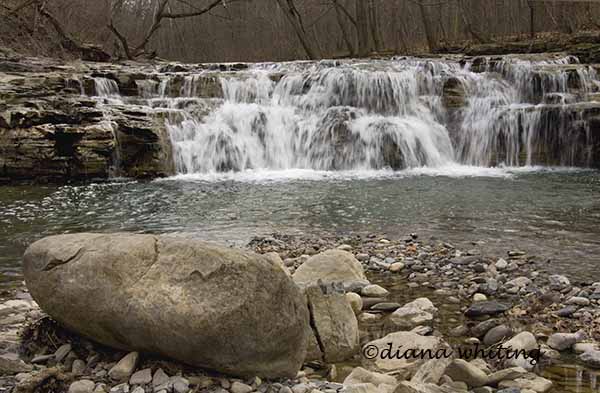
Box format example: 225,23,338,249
3,0,600,62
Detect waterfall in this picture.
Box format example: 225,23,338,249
86,57,600,176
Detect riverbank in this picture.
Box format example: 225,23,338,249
1,232,599,393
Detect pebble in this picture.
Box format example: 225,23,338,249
547,331,586,351
130,368,152,385
445,359,488,388
556,305,578,317
472,293,487,302
345,293,363,315
389,262,405,272
231,382,253,393
69,380,96,393
361,285,389,297
54,343,72,362
483,325,513,346
369,302,401,312
465,301,510,317
153,369,169,389
358,312,381,322
108,352,139,381
579,349,600,368
495,258,508,270
549,275,571,291
72,359,86,375
566,296,590,306
31,354,54,363
170,376,190,393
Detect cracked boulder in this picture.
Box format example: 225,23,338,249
23,233,310,378
305,284,359,363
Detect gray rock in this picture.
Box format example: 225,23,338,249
465,301,510,317
444,359,488,388
109,383,130,393
109,352,139,381
566,296,590,306
389,298,437,330
579,349,600,368
0,357,33,375
152,369,169,389
362,331,448,378
72,359,86,375
340,383,383,393
483,325,513,346
343,367,397,387
505,277,531,288
170,377,190,393
495,259,508,270
130,368,153,385
292,250,366,286
503,332,538,369
361,285,389,297
411,358,452,385
370,303,401,312
69,380,96,393
306,284,359,362
486,367,528,386
345,293,363,315
556,305,578,317
31,354,54,363
547,331,586,351
471,319,499,337
54,344,72,363
549,275,570,291
230,382,253,393
24,233,310,378
498,376,552,392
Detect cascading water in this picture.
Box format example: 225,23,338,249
87,55,600,176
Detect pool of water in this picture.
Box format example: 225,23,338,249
1,166,600,290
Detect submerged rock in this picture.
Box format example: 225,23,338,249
23,233,310,378
465,301,510,317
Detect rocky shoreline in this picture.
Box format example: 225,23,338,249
1,232,599,393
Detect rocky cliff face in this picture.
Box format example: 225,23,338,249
0,54,174,183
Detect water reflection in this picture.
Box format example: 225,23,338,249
1,169,600,290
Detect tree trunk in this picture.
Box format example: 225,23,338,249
457,0,490,44
275,0,319,60
368,0,383,52
418,0,437,52
356,0,371,57
527,1,535,39
333,0,355,56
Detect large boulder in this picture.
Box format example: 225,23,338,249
292,249,366,287
23,233,310,378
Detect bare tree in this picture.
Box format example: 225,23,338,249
356,0,370,56
275,0,319,59
417,0,437,52
331,0,356,56
368,0,383,52
108,0,241,59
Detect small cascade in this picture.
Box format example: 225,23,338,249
85,56,600,176
93,78,121,98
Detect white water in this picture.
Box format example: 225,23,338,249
89,55,600,179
